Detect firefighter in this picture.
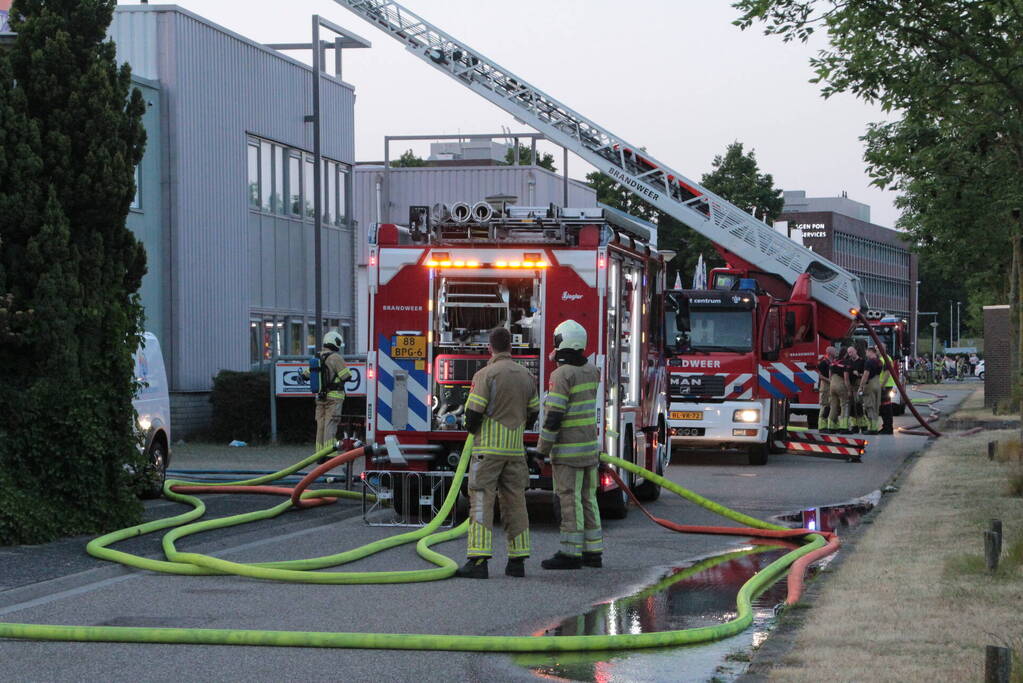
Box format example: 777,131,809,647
538,320,603,571
845,345,865,433
827,346,850,434
878,342,896,434
859,346,883,434
313,330,351,453
817,346,835,431
455,327,540,580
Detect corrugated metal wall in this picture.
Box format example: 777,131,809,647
350,165,596,351
112,6,356,392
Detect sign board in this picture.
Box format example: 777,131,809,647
275,360,366,397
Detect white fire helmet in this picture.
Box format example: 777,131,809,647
323,330,345,351
553,319,587,351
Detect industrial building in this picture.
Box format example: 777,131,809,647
111,5,364,433
352,135,597,352
778,190,918,324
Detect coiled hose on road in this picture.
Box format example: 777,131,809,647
0,437,832,652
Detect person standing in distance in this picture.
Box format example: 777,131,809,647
539,320,603,571
313,330,351,453
455,327,540,579
817,346,836,431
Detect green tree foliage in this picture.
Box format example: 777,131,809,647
587,141,781,288
734,0,1023,336
503,143,556,172
391,149,427,167
0,0,148,543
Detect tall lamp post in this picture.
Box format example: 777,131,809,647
913,279,920,354
930,321,939,382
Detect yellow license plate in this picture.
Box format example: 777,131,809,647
670,411,703,420
392,335,426,359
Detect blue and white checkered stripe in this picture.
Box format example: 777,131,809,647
375,334,430,431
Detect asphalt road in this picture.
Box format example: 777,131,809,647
0,386,971,683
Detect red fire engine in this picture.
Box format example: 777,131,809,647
339,0,869,474
364,203,669,520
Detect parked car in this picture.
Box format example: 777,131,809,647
133,332,171,498
975,359,985,380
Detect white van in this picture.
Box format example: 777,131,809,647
133,332,171,498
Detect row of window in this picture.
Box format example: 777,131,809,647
834,232,910,273
247,136,349,226
858,274,910,307
250,314,352,366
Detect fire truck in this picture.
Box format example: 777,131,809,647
364,203,669,520
338,0,867,473
664,269,823,465
853,310,911,414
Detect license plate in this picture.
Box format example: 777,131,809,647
670,411,703,420
392,335,426,359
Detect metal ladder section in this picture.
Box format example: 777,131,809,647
774,430,866,462
334,0,864,321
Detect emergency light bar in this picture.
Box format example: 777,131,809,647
425,260,548,269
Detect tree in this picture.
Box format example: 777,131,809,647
0,0,148,543
734,0,1023,337
503,143,556,172
587,141,782,288
391,149,427,167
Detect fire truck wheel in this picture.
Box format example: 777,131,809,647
747,443,769,466
598,486,629,520
633,442,665,502
806,410,820,430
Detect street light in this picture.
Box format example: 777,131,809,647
930,321,939,382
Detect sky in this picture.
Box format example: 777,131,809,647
120,0,901,228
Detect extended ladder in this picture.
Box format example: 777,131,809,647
334,0,865,323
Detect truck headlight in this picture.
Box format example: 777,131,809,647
888,389,897,400
138,416,152,432
733,409,760,423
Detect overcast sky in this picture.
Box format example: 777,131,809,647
121,0,900,228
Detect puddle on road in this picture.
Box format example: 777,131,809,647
514,494,879,681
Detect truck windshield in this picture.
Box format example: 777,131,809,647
854,326,896,354
668,307,753,353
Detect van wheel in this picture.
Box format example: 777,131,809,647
140,440,168,499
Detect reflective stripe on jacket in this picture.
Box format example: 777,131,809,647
539,363,600,467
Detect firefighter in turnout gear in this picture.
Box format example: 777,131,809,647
878,342,896,434
827,347,850,433
538,320,603,571
817,346,835,430
314,330,351,453
455,327,540,580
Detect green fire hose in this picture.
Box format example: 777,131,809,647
0,437,826,651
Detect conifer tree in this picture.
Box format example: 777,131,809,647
0,0,147,543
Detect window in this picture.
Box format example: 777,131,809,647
249,319,262,365
288,318,305,355
337,166,348,226
259,140,272,212
131,165,141,210
247,143,260,208
273,145,285,215
304,156,315,219
323,160,336,225
289,154,302,216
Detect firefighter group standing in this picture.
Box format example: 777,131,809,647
820,340,892,435
455,321,603,579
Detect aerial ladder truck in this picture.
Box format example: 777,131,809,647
336,0,870,478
